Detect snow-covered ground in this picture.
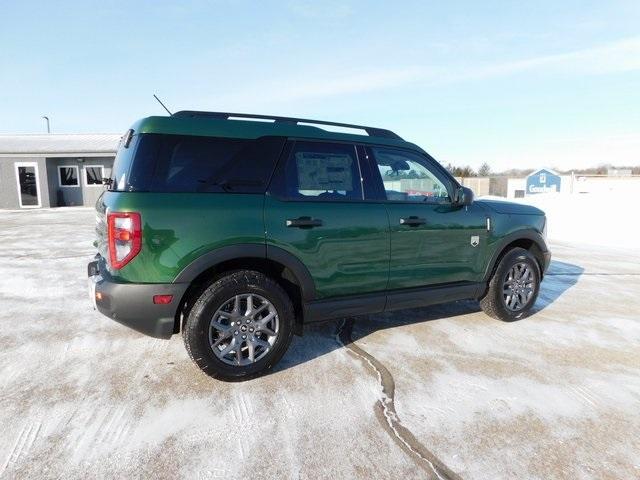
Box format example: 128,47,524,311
0,206,639,479
483,192,640,251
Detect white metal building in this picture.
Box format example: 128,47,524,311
506,168,640,198
0,134,120,209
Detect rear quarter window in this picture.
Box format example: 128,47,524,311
110,134,139,191
114,134,285,193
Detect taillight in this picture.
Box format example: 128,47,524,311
153,295,174,305
107,212,142,269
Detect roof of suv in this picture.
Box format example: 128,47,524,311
130,111,425,153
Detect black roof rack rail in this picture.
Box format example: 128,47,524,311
172,110,403,140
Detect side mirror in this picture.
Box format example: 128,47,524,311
454,186,474,206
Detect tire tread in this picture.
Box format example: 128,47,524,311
480,247,540,322
182,270,294,381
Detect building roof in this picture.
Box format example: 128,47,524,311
0,134,120,157
527,168,560,177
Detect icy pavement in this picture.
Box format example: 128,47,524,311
0,208,639,479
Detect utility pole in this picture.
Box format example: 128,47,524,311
42,116,50,133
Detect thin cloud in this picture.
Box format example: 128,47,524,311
218,36,640,107
467,36,640,78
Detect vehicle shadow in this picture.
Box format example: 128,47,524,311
274,300,481,375
274,259,584,375
533,259,584,312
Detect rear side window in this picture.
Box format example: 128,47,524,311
111,134,285,193
272,141,363,201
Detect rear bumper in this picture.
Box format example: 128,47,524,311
88,260,188,339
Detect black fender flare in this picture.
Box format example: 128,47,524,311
173,243,317,301
482,230,549,282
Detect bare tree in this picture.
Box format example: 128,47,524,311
478,162,491,177
447,164,477,177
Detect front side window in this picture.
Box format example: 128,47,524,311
370,147,451,203
58,165,79,187
278,141,363,201
85,165,105,186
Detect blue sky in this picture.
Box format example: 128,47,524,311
1,0,638,171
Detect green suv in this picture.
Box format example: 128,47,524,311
88,111,550,380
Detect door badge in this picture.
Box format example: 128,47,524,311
470,235,480,247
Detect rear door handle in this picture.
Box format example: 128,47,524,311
399,216,426,227
286,217,323,228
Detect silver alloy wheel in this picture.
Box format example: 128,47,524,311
209,293,279,366
502,262,536,311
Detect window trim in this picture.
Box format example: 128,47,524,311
363,145,457,204
57,165,80,188
84,165,105,187
357,145,387,201
267,138,366,203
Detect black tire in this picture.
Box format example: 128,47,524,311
480,247,541,321
182,270,294,381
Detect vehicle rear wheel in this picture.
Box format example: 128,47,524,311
480,247,541,321
182,270,294,381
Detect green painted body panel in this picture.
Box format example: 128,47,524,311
98,114,549,303
475,200,546,266
264,195,390,298
485,210,546,252
385,202,489,288
100,191,546,295
99,191,265,283
476,199,544,216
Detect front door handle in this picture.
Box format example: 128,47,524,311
399,216,426,227
286,216,323,228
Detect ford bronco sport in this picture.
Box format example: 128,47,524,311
88,111,550,380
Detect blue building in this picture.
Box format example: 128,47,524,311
526,168,561,195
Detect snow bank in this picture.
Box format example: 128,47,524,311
481,192,640,251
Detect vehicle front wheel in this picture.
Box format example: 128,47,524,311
480,247,541,321
182,270,294,381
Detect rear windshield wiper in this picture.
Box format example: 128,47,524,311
196,179,262,192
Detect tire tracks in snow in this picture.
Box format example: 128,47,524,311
336,318,462,480
1,420,42,476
